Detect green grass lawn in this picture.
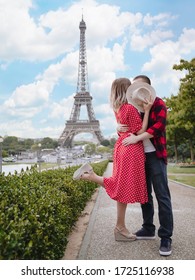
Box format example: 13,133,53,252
167,165,195,174
167,164,195,187
168,175,195,187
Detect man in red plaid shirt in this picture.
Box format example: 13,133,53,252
121,75,173,256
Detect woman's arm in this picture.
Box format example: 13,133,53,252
135,100,153,134
117,99,153,134
136,109,150,135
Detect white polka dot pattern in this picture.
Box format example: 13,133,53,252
104,104,148,204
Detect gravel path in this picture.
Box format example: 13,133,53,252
76,163,195,260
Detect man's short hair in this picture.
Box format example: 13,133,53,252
133,75,151,85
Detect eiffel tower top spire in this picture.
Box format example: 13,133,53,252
76,15,89,93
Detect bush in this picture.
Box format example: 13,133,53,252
0,161,108,259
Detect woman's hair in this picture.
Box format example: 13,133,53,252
110,78,131,111
133,75,151,85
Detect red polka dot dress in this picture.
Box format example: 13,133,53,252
104,103,148,204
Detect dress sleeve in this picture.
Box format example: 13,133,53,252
127,104,142,134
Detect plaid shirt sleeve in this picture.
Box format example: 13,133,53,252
147,97,167,164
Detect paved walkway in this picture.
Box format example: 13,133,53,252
76,163,195,260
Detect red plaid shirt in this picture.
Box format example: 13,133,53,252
146,97,167,164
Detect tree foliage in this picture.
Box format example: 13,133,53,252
1,136,58,155
166,58,195,162
84,143,96,155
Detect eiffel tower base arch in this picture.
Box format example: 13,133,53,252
58,120,104,148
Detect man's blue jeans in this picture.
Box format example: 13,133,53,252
141,152,173,239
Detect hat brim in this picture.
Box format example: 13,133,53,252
126,82,156,112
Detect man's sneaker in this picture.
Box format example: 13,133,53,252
135,228,155,240
159,238,172,256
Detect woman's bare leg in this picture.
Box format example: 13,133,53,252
81,171,105,187
82,173,128,231
82,171,133,237
116,201,129,234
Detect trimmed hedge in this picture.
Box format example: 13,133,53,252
0,161,108,259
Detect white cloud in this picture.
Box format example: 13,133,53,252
93,103,116,137
2,52,77,118
0,0,48,61
131,30,173,51
95,103,113,116
89,42,127,77
0,0,79,62
99,114,117,135
178,28,195,54
143,13,177,28
88,42,127,100
0,119,34,138
90,72,115,102
38,51,79,85
82,5,138,46
49,95,75,119
142,27,195,96
130,12,176,51
0,0,136,62
4,81,51,108
38,125,63,139
0,117,63,139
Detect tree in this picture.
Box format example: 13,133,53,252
109,137,117,148
2,136,20,155
165,95,186,162
40,137,58,149
96,146,111,154
173,58,195,162
100,139,110,146
23,139,34,150
84,143,96,155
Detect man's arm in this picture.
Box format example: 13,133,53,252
122,132,153,145
146,99,167,137
122,98,167,146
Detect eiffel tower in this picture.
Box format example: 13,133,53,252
58,16,104,148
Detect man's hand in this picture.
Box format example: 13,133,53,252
116,123,129,132
122,133,138,146
143,95,153,112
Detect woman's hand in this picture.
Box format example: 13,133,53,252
122,133,138,146
116,123,129,132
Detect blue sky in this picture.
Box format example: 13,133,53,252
0,0,194,141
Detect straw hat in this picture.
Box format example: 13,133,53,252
126,82,156,112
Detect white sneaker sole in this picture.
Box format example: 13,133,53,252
136,236,156,240
159,249,172,256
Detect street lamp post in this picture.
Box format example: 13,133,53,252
0,137,3,174
57,146,61,168
37,143,42,172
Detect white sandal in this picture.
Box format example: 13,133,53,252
73,163,93,180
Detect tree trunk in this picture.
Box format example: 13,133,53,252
189,139,194,162
174,134,178,163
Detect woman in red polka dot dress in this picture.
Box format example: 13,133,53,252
73,78,153,241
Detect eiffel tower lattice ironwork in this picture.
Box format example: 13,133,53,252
58,17,104,148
